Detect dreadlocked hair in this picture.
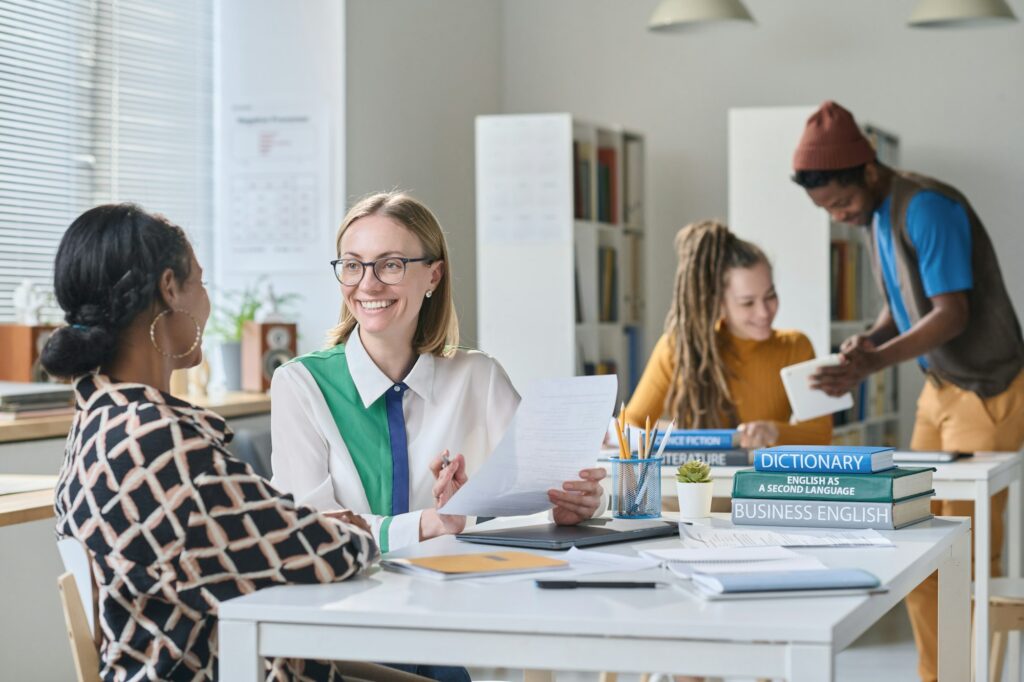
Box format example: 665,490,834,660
663,220,770,428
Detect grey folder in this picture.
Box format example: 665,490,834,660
456,518,679,550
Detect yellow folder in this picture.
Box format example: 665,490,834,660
382,551,569,580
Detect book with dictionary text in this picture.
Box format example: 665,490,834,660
381,551,569,580
753,445,894,474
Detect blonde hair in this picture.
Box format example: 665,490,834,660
663,220,770,428
326,192,459,356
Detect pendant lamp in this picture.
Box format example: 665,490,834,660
908,0,1018,27
648,0,755,32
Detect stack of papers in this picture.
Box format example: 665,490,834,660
679,524,894,549
640,546,825,579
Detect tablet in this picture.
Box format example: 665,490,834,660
893,450,970,463
779,354,854,422
456,518,679,550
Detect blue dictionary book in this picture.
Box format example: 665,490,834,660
651,429,736,451
691,567,881,596
753,445,894,474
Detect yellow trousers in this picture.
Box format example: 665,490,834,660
905,369,1024,682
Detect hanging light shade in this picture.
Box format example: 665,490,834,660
908,0,1018,27
648,0,755,32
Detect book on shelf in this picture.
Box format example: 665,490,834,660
732,467,935,502
574,141,592,220
623,325,642,394
731,492,934,530
753,445,894,474
381,551,569,580
622,136,643,228
596,146,617,224
659,449,750,467
0,405,75,421
651,429,737,451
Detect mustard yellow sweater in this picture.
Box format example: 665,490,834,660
625,328,832,445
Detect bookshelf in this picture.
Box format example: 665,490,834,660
476,114,646,404
728,107,904,447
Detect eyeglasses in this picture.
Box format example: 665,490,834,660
330,256,432,286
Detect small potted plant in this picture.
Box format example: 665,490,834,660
676,460,714,519
207,283,264,391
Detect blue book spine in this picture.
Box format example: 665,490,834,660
754,450,878,473
652,429,735,451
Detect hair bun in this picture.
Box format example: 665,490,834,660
40,324,117,379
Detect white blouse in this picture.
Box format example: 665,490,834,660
270,327,520,551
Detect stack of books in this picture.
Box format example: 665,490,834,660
640,429,749,468
731,445,935,530
0,381,74,421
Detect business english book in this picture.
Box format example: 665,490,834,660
731,492,934,530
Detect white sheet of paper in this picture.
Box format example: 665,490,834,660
678,525,894,549
439,375,617,517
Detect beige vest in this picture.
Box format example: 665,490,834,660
867,171,1023,397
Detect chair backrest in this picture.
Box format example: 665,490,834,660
57,537,95,634
56,537,101,682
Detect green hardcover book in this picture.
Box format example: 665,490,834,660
731,466,935,503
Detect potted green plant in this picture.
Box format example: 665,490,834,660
675,460,714,519
207,283,264,391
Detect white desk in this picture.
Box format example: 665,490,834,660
679,451,1023,682
219,514,971,681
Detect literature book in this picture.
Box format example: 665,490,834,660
659,449,750,467
753,445,894,473
732,467,935,502
381,551,569,580
731,492,934,530
651,429,736,451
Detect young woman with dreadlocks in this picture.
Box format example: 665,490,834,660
625,220,832,448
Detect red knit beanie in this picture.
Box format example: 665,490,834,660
792,101,875,171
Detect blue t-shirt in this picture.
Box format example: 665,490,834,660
873,190,973,368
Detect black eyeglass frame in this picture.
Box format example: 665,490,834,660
330,256,433,286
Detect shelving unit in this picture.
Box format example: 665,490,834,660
476,114,646,403
728,107,901,446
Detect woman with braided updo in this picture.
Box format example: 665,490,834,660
625,220,831,448
45,204,381,682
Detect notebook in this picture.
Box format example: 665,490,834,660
779,355,854,421
688,567,882,600
380,551,569,580
456,518,679,550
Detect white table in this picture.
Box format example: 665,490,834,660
219,514,971,681
680,451,1022,682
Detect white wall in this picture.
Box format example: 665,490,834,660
215,0,346,354
499,0,1024,372
345,0,503,347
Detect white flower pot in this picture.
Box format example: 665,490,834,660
676,481,714,519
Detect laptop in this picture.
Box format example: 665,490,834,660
893,450,971,463
456,518,679,551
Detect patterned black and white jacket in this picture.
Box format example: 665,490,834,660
55,374,378,681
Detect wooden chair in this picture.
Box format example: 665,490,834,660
56,538,440,682
975,577,1024,682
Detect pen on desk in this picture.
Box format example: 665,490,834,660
440,452,451,470
536,580,664,589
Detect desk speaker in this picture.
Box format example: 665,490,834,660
241,321,297,392
0,324,56,382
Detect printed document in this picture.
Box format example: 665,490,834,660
440,375,617,517
679,525,894,549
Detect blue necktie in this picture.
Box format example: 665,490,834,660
385,383,410,515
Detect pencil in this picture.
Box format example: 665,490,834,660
645,415,652,459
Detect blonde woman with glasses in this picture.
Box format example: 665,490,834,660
270,191,607,554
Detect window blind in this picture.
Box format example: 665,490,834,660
0,0,212,322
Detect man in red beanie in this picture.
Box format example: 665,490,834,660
792,100,1024,682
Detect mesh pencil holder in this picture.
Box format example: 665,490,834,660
608,456,662,519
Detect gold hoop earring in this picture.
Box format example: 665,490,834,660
150,309,202,359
